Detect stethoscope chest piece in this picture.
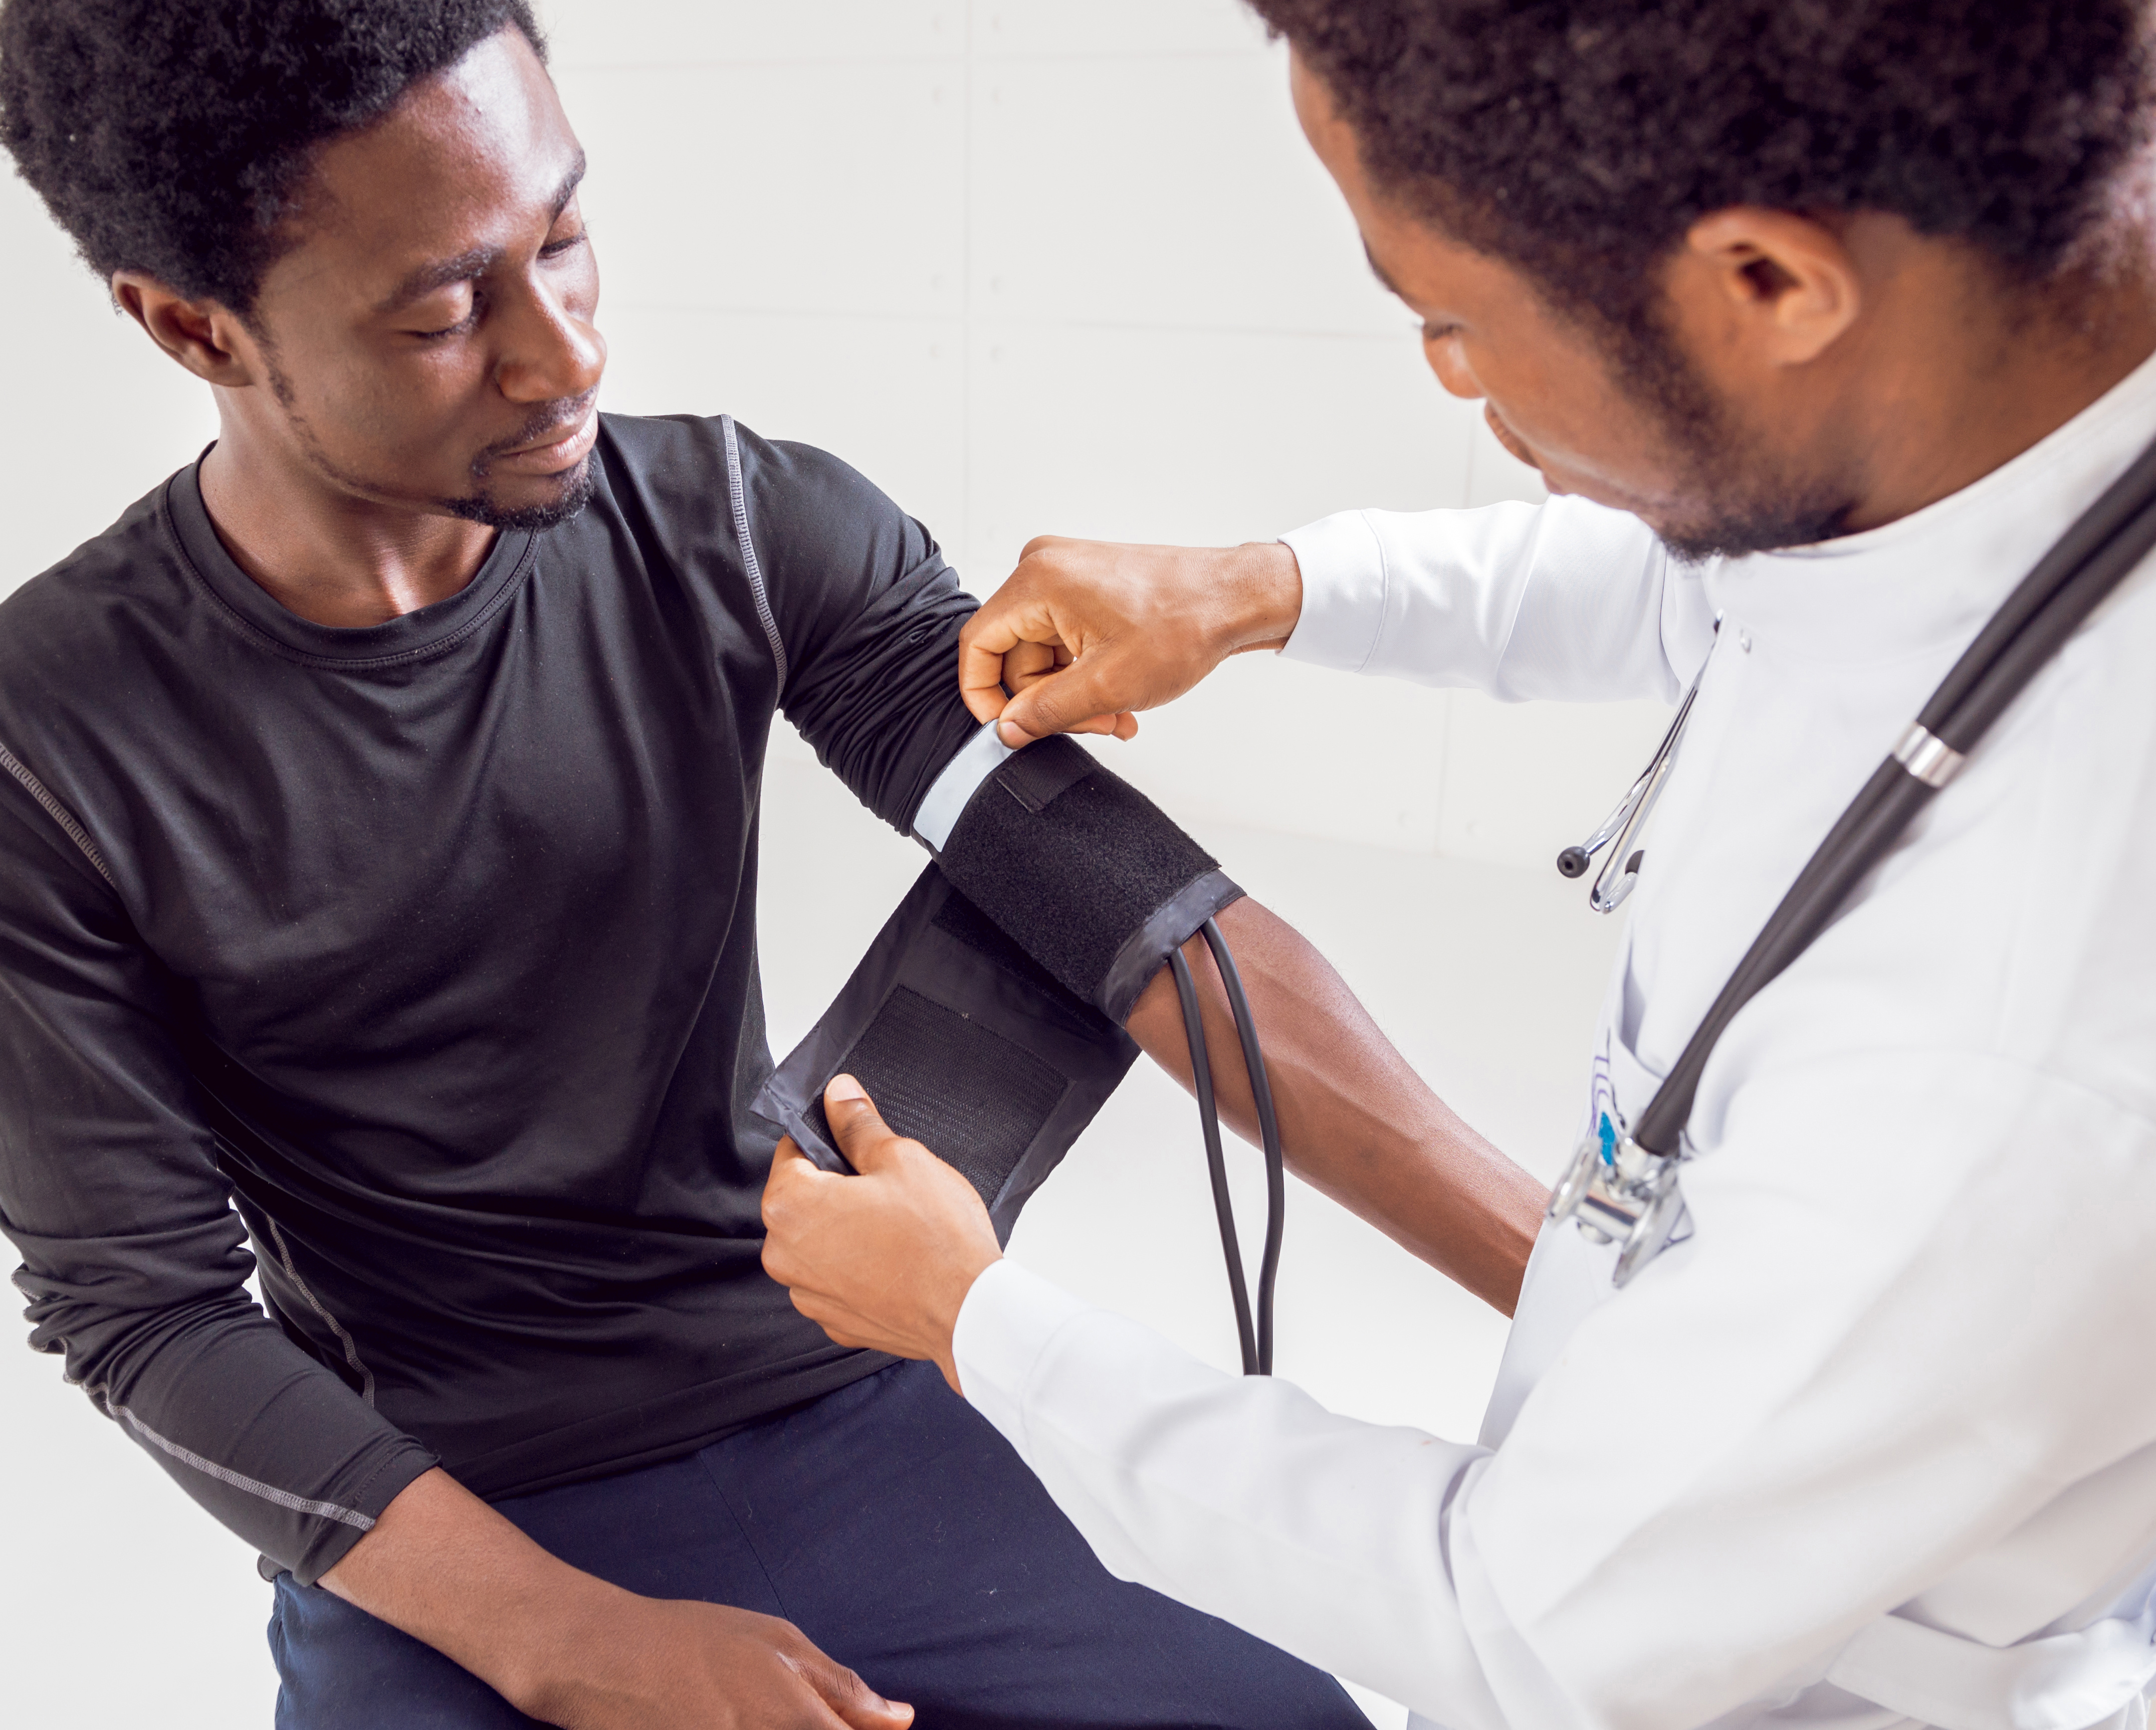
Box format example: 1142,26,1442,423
1548,1112,1689,1287
1558,618,1719,913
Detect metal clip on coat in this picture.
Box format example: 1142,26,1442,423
1552,426,2156,1286
754,724,1285,1372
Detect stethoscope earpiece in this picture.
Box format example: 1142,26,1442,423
1555,846,1591,879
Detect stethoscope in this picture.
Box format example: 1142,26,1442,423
1555,618,1718,913
1548,429,2156,1285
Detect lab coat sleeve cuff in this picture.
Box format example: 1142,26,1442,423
1279,510,1389,673
951,1258,1095,1452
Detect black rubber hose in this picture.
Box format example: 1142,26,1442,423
1632,763,1929,1153
1201,919,1284,1376
1918,437,2156,731
1936,490,2156,749
1170,948,1259,1375
1633,433,2156,1158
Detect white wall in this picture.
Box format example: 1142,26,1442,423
0,0,1669,871
537,0,1674,870
0,5,1663,1725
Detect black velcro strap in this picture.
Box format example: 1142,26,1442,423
995,735,1094,813
752,866,1140,1242
935,737,1243,1023
804,987,1067,1205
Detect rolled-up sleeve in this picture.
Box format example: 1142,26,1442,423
0,777,436,1583
1280,494,1703,703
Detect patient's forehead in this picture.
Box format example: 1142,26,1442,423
257,26,582,319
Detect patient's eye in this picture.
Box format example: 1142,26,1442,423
409,282,478,341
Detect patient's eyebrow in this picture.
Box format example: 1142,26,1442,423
374,155,589,314
378,245,498,314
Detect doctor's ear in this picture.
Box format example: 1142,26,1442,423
1671,207,1864,369
110,271,260,389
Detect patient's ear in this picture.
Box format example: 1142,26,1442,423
112,271,261,388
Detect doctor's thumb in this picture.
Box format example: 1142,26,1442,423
821,1074,904,1171
999,670,1137,748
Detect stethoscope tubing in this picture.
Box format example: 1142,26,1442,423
1629,434,2156,1159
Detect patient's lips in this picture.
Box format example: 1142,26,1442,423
490,407,600,477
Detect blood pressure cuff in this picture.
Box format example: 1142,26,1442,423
752,728,1242,1241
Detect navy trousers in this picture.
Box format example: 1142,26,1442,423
270,1360,1369,1729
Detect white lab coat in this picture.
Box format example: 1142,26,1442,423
951,350,2156,1730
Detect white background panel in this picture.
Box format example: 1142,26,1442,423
1441,690,1677,868
557,61,966,320
0,172,218,590
969,50,1398,336
965,321,1475,578
595,303,969,569
976,0,1271,59
1097,654,1449,854
541,0,965,70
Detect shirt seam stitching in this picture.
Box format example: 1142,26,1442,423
264,1218,378,1408
1486,504,1546,683
103,1397,378,1530
721,415,790,700
0,738,116,887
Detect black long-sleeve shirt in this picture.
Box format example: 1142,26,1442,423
0,415,979,1582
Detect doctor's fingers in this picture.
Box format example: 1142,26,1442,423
958,599,1087,727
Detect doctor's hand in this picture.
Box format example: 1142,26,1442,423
959,537,1303,746
761,1076,1003,1394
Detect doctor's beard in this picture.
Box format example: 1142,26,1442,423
1609,326,1863,566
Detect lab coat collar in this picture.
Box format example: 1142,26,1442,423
1704,344,2156,669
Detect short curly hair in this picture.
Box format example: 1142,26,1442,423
0,0,544,315
1250,0,2155,307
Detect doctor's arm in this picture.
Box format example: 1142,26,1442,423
766,1050,2156,1730
961,495,1692,745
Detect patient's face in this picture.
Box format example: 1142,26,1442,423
235,26,607,531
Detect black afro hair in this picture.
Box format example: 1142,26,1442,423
0,0,544,314
1249,0,2154,311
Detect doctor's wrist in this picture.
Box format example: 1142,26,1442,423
1218,540,1304,656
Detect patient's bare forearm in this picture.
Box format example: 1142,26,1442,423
321,1467,617,1717
1124,898,1544,1316
321,1469,907,1729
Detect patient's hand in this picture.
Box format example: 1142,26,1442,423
958,536,1303,746
761,1076,1002,1393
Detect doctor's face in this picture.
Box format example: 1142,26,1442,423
1290,54,1854,560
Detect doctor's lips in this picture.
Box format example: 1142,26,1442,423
1485,404,1544,475
479,393,602,477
